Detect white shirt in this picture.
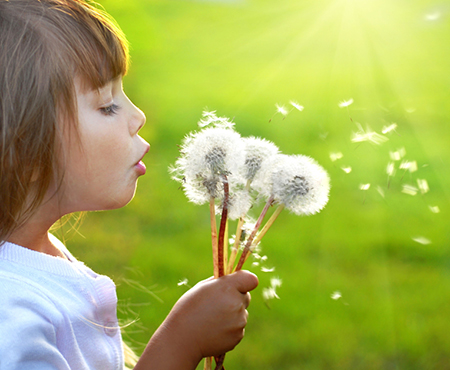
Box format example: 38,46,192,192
0,238,124,370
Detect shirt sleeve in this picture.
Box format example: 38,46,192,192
0,276,71,370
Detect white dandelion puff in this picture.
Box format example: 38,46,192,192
429,205,440,213
351,124,389,145
227,188,253,220
412,236,431,245
402,184,418,196
338,98,354,108
290,101,304,111
360,183,371,190
331,291,342,300
170,125,245,203
241,137,280,182
329,152,343,162
382,123,398,134
254,154,330,216
341,166,352,174
417,179,429,194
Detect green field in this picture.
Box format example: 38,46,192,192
61,0,450,368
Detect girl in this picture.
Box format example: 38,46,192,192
0,1,258,369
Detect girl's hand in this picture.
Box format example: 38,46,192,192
136,270,258,370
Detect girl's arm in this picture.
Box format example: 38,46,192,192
134,270,258,370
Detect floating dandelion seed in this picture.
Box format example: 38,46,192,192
338,98,354,108
341,166,352,174
254,154,330,216
382,123,398,134
376,186,385,198
262,277,282,301
177,278,189,287
329,152,343,162
429,205,440,213
331,291,342,300
412,236,432,245
290,101,304,111
417,179,429,194
400,160,418,173
360,184,371,190
386,162,396,177
261,267,275,273
390,148,406,161
198,110,235,129
351,124,389,145
276,104,288,116
402,184,418,196
425,12,441,21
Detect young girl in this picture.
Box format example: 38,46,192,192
0,1,258,369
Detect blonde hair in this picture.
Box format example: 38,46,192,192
0,0,128,242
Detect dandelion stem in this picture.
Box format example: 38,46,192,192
251,204,284,248
217,175,229,277
227,216,244,274
204,357,212,370
210,197,219,279
235,195,274,271
214,354,225,370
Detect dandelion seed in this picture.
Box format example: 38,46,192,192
386,162,396,177
329,152,343,162
338,98,353,108
260,255,268,262
331,291,342,300
276,104,288,116
390,148,406,161
262,287,279,300
290,101,304,111
227,188,253,220
376,186,385,198
351,124,389,145
382,123,398,134
252,262,260,267
341,166,352,174
402,184,418,196
198,110,235,129
429,205,440,213
261,267,275,273
400,160,418,173
412,236,431,245
360,183,370,190
270,277,282,288
425,12,441,21
254,154,330,216
417,179,429,194
177,278,189,286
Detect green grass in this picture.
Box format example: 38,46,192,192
60,0,450,368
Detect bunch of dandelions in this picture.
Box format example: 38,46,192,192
169,111,330,370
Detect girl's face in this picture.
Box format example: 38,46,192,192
58,77,149,214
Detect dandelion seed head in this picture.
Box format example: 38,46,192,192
290,101,304,111
338,98,354,108
241,137,279,181
402,184,418,196
329,152,343,162
417,178,429,194
412,236,431,245
341,166,352,174
227,188,253,220
171,126,245,201
255,154,330,216
331,291,342,300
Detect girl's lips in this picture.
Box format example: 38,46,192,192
135,160,146,175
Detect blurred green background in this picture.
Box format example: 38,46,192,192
64,0,450,368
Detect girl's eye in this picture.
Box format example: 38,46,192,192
100,104,120,116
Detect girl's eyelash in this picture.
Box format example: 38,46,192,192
100,104,120,116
